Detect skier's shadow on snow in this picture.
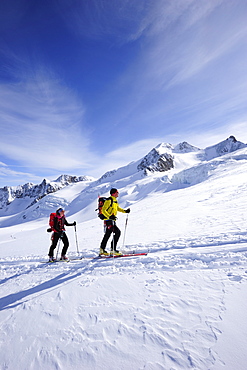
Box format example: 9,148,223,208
0,263,49,286
0,272,81,311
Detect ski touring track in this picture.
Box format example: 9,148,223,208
1,233,247,370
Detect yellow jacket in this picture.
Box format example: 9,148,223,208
102,196,126,219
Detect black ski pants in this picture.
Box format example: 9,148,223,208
48,232,69,257
100,220,121,251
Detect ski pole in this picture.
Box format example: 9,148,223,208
74,224,80,256
111,220,115,255
112,221,116,268
122,213,129,250
56,238,61,260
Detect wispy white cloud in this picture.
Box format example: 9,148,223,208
0,161,43,187
166,24,247,88
0,65,96,172
99,0,247,143
53,0,151,44
53,0,247,109
131,0,246,90
55,0,221,47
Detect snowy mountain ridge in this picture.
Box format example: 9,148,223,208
0,136,246,225
97,135,246,184
203,135,246,160
0,175,94,211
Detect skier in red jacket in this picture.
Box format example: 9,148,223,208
48,208,76,262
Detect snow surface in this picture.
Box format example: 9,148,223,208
1,146,247,369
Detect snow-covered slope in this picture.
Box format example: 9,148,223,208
1,136,247,370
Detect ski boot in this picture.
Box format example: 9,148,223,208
99,248,109,256
110,249,122,256
49,256,56,262
60,255,69,261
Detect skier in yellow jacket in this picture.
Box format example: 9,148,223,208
99,188,130,256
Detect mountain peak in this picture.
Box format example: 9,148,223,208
55,175,95,185
154,142,173,153
174,141,200,153
137,144,174,174
228,135,237,143
204,136,247,160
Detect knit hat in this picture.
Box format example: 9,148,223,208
110,188,118,195
56,208,64,214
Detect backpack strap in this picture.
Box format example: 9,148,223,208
106,196,113,211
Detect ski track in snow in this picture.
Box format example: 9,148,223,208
1,235,247,370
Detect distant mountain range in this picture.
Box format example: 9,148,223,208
95,135,246,184
0,175,94,211
0,136,246,224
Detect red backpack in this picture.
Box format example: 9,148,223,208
49,213,57,229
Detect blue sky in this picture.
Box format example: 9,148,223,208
0,0,247,187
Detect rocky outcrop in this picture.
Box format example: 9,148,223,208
137,145,174,174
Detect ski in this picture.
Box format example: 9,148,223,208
41,258,87,263
42,259,70,264
96,252,148,259
41,252,147,263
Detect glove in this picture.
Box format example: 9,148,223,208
125,208,130,213
73,221,76,226
47,228,52,233
109,215,117,220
